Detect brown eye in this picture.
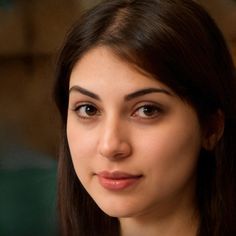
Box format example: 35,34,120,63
133,104,161,119
75,104,99,119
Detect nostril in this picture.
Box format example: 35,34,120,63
98,140,132,160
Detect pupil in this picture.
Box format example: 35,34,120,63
86,106,96,115
144,106,155,115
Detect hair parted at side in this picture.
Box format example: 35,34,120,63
54,0,236,235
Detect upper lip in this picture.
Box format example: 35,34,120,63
96,171,142,179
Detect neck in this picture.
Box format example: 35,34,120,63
120,210,199,236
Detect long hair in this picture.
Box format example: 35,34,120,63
54,0,236,235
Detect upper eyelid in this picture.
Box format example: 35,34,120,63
132,101,165,114
132,100,164,110
73,104,101,119
135,103,162,110
71,102,103,115
69,99,165,112
132,103,163,114
70,100,99,109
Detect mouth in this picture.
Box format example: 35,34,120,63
96,171,143,191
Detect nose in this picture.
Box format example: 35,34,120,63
98,118,132,161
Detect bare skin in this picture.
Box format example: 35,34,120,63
67,46,203,236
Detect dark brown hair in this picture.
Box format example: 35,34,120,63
54,0,236,235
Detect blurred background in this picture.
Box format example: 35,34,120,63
0,0,235,236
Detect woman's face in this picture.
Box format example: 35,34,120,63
67,46,203,219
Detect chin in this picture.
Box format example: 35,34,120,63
104,210,135,218
97,203,140,218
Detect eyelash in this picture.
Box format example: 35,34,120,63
72,103,163,120
132,104,163,119
73,103,100,120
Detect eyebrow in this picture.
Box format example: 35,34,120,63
124,87,172,101
69,86,101,100
69,85,172,101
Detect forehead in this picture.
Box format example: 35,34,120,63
69,46,170,92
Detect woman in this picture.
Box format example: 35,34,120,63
54,0,236,235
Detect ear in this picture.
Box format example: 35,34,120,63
202,109,225,151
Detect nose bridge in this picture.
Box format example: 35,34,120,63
98,113,131,159
101,114,123,148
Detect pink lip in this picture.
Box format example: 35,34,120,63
96,171,142,191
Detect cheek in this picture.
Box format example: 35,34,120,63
66,121,96,179
136,120,202,190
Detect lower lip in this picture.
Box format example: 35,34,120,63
97,175,142,191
